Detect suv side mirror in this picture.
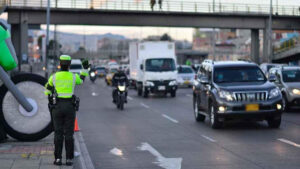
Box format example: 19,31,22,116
269,74,276,82
200,76,209,84
140,64,144,70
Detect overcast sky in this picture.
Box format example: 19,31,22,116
1,0,299,41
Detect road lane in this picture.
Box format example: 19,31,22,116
134,87,300,169
75,80,300,169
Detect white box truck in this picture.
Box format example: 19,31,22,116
130,41,178,98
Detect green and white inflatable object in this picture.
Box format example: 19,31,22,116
0,21,53,141
0,22,18,71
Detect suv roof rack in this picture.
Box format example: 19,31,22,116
237,59,253,63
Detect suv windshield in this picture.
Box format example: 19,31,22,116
70,64,82,69
178,67,193,74
145,58,176,72
282,69,300,82
214,66,266,83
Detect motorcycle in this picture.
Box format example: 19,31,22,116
0,22,52,141
89,71,97,83
115,82,127,110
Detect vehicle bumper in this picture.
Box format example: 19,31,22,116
214,98,283,121
177,80,193,87
145,85,177,93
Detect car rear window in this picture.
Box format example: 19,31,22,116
70,64,82,69
178,67,193,74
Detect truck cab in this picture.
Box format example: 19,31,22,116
130,42,178,98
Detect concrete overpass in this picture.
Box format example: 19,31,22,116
3,6,300,64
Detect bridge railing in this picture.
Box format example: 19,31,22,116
4,0,300,16
0,0,6,13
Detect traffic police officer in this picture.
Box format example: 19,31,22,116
44,55,89,166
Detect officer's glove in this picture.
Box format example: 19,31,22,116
81,59,90,69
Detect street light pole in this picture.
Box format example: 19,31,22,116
45,0,50,78
268,0,273,62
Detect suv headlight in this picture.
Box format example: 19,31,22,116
292,89,300,95
269,88,280,99
169,80,177,86
145,81,154,87
218,90,234,101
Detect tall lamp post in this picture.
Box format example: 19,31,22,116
45,0,50,78
268,0,273,62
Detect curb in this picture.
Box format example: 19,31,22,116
74,132,95,169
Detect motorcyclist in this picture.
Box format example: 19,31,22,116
44,55,89,166
112,66,129,103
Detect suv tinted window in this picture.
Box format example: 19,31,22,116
214,66,266,83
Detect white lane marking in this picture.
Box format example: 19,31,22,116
162,114,179,124
91,92,98,96
127,96,133,100
140,103,150,109
278,138,300,148
201,135,217,143
186,94,193,97
110,148,125,159
138,142,182,169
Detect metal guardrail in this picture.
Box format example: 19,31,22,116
4,0,300,16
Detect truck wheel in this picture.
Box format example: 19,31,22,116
170,90,176,97
143,88,149,98
209,103,222,129
267,116,281,128
194,96,205,122
137,85,142,96
0,73,53,141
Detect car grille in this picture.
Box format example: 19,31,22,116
234,91,268,102
152,80,172,86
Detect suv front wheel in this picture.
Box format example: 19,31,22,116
209,103,222,129
193,96,205,122
267,116,281,128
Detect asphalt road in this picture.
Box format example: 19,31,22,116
75,79,300,169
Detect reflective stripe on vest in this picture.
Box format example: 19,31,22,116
53,73,76,97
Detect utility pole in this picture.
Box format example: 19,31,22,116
212,0,216,60
268,0,273,62
45,0,50,78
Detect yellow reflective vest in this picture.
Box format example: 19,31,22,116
45,71,84,98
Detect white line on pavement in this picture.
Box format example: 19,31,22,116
91,92,98,96
140,103,150,109
278,138,300,148
186,94,193,97
162,114,179,123
201,135,217,142
128,96,133,100
138,142,182,169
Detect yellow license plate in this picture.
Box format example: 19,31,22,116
246,104,259,111
184,81,190,84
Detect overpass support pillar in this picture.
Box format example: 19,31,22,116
11,12,28,71
251,29,260,64
263,28,269,63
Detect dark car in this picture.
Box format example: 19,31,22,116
95,66,106,78
193,60,283,129
269,66,300,111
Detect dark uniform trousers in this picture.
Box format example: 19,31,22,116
52,99,75,159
